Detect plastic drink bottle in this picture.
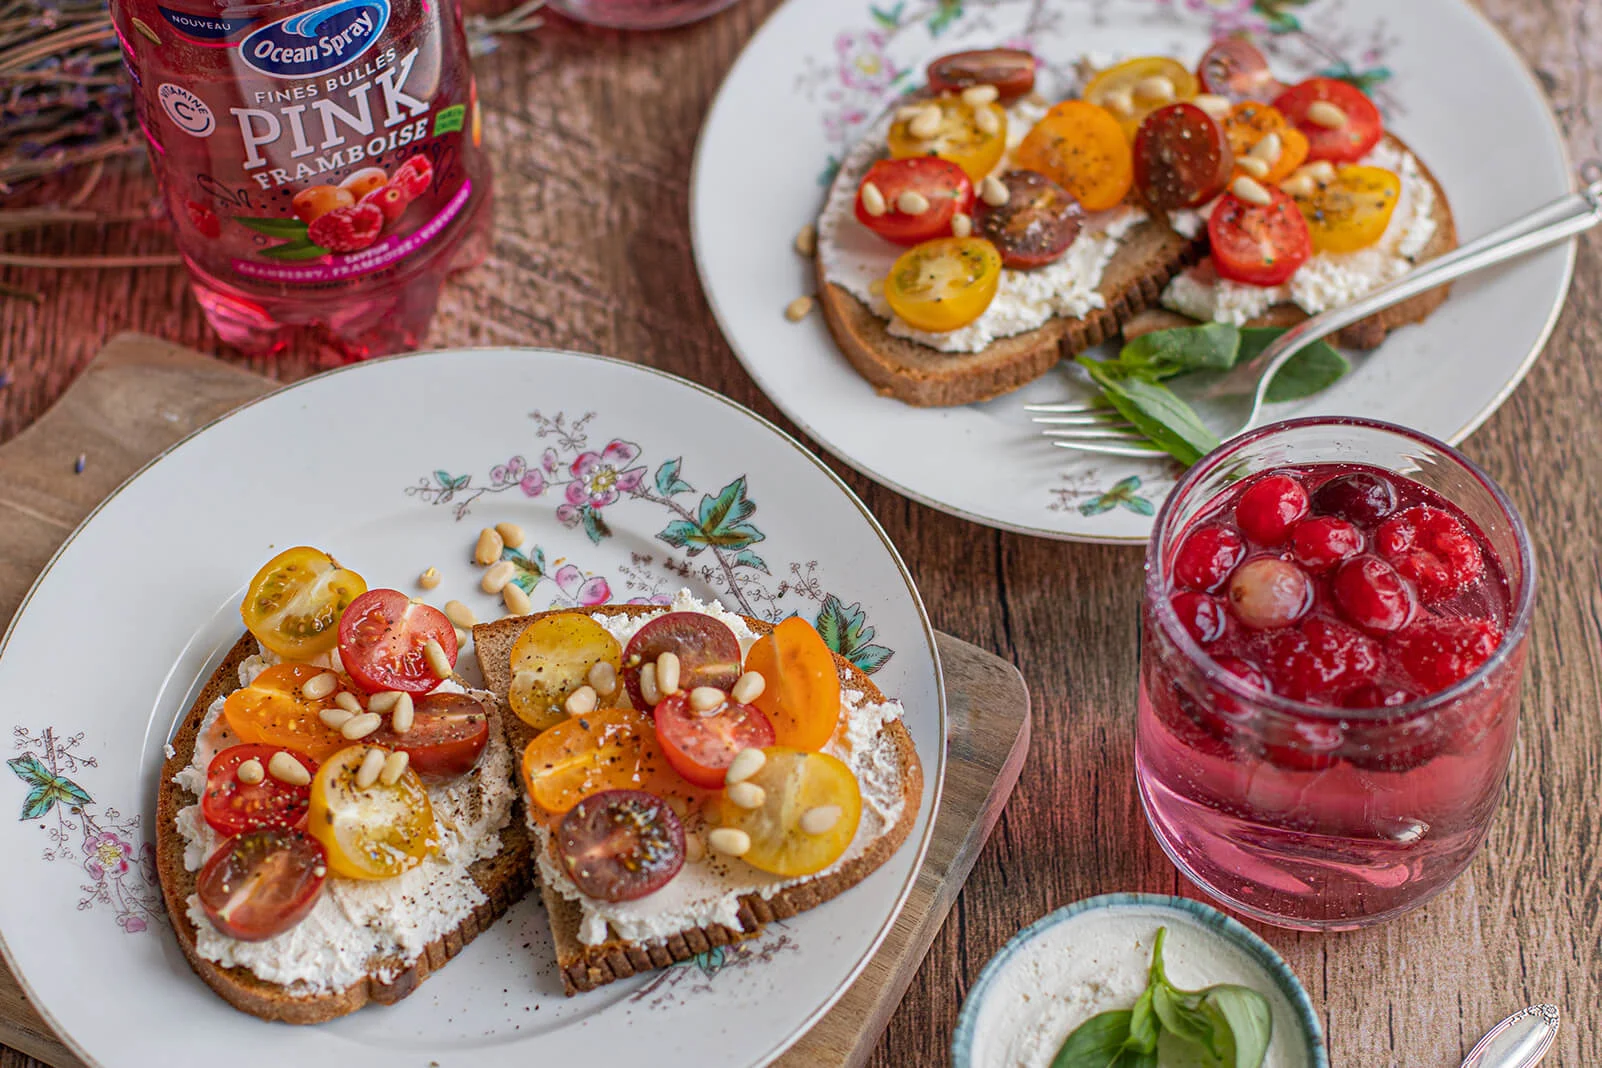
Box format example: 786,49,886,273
111,0,491,358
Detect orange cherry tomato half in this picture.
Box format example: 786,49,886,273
196,828,326,941
887,95,1007,183
338,589,458,695
926,48,1037,101
743,617,842,752
307,745,436,880
201,744,316,837
1273,77,1383,164
1292,164,1402,253
882,236,1003,333
653,692,776,789
1132,102,1233,211
365,691,491,783
520,707,672,816
240,547,367,660
1208,184,1313,287
1013,101,1134,212
855,157,975,247
1219,102,1307,184
223,662,359,763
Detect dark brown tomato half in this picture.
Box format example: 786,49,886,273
1196,36,1283,102
926,48,1037,101
974,169,1084,269
556,789,685,902
1133,103,1234,211
621,612,742,711
366,691,491,783
196,828,327,941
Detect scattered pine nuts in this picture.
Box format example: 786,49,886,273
860,181,887,216
896,190,930,215
444,599,477,629
1236,156,1270,179
1306,100,1348,128
1280,174,1316,198
727,782,766,809
1101,88,1134,116
474,527,504,566
494,521,526,549
334,691,364,715
355,748,387,789
685,832,706,863
800,805,843,835
301,671,339,700
455,626,471,647
424,638,452,679
895,104,924,121
1192,93,1231,120
392,692,415,734
708,827,752,857
341,712,382,740
588,660,618,697
236,758,265,785
1300,160,1337,183
794,223,817,257
974,106,1001,135
379,750,410,787
951,212,973,238
565,685,599,717
319,707,354,730
689,686,726,713
1250,131,1282,163
907,106,942,140
961,84,999,106
368,690,402,713
979,175,1010,207
725,747,766,785
1230,175,1272,206
481,560,516,593
503,581,532,615
418,566,442,591
640,663,662,706
731,671,766,705
268,751,311,786
785,296,814,322
1134,75,1175,102
656,651,682,695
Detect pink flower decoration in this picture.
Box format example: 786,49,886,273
542,448,560,473
566,440,647,509
554,564,611,606
835,30,897,93
628,594,674,606
520,470,546,497
84,831,133,879
122,916,148,934
1182,0,1265,34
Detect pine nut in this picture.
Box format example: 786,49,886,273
455,626,471,647
640,663,662,706
1281,174,1316,198
379,750,410,786
860,181,887,216
961,84,999,106
494,521,525,549
785,296,814,322
685,832,706,863
897,190,930,215
725,747,766,785
368,690,401,713
689,686,726,713
588,660,618,696
1101,88,1134,116
1135,75,1175,102
268,751,310,786
731,671,766,705
319,707,354,730
444,600,477,629
392,692,415,734
800,805,843,835
1236,156,1270,178
708,827,751,857
418,566,442,590
301,671,338,700
974,106,1001,135
355,748,387,789
951,212,972,238
424,638,452,679
474,527,504,566
979,175,1009,207
794,222,817,257
908,107,942,140
1192,93,1231,119
481,560,516,593
341,712,382,740
727,782,766,809
1231,175,1272,205
1250,131,1282,163
503,581,532,615
334,691,363,715
895,105,924,121
656,651,681,695
565,685,598,717
1307,100,1347,128
236,758,265,785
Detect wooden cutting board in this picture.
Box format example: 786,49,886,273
0,333,1030,1068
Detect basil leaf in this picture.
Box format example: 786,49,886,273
1120,323,1242,379
1126,984,1159,1053
1234,327,1352,404
1203,985,1273,1068
1051,1009,1134,1068
234,216,310,238
260,241,332,261
1152,984,1217,1048
1077,357,1220,466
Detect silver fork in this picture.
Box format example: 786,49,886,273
1029,177,1602,458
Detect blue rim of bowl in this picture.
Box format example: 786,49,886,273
950,893,1329,1067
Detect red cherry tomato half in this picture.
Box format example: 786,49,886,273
621,612,742,711
973,169,1084,268
653,692,777,789
926,48,1037,100
1133,103,1234,211
1207,185,1313,286
365,692,492,783
338,589,457,695
1197,36,1282,102
196,828,327,942
855,158,975,246
201,745,316,837
556,789,684,902
1272,77,1383,164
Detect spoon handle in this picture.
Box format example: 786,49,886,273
1460,1004,1560,1068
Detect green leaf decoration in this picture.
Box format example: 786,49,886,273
657,519,700,551
8,755,92,819
580,504,611,545
732,549,769,574
503,546,544,583
260,241,331,262
1079,495,1116,517
234,216,310,238
1077,357,1219,466
1122,495,1157,517
1120,323,1242,379
927,0,963,36
658,477,767,556
869,1,903,28
818,156,843,188
814,594,894,673
654,457,693,498
531,545,548,576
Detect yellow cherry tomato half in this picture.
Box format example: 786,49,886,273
223,662,359,762
886,95,1007,183
882,236,1002,333
307,745,436,880
711,748,862,878
241,547,367,660
1292,164,1401,253
743,617,842,751
1084,56,1199,138
1013,101,1134,212
507,614,623,731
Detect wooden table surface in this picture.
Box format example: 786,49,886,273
2,0,1599,1064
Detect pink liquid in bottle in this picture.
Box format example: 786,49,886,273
112,0,491,359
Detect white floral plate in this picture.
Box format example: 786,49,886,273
0,349,944,1067
692,0,1575,542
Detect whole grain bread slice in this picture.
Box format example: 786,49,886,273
474,605,924,995
154,632,532,1024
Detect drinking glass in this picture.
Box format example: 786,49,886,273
546,0,742,29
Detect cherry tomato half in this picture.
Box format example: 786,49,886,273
883,236,1003,333
974,169,1084,268
366,692,491,783
223,662,359,762
1219,102,1308,185
1084,56,1199,138
743,617,842,751
1132,102,1233,211
855,158,975,247
338,589,458,695
1197,36,1283,103
508,614,622,730
887,95,1007,183
1291,164,1401,253
1013,101,1134,212
201,744,316,837
556,789,684,902
710,748,861,878
1207,185,1313,286
196,828,326,941
1273,77,1383,164
307,745,436,880
653,692,776,789
926,48,1037,101
521,707,671,816
621,613,742,712
240,547,367,660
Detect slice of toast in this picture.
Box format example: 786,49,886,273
474,604,924,995
154,633,532,1024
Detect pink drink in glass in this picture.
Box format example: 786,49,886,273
1136,418,1534,930
112,0,491,359
544,0,742,29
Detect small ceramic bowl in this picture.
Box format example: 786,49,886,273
952,894,1328,1068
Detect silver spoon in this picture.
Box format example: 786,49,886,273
1460,1004,1560,1068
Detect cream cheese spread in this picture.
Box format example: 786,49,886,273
532,591,911,947
173,647,517,994
1161,140,1438,325
817,98,1148,354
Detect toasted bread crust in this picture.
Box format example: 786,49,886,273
474,605,924,995
154,633,532,1024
